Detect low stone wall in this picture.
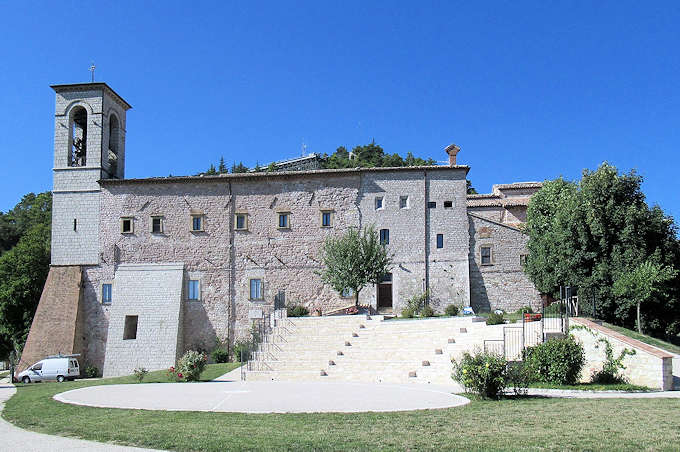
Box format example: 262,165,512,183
571,318,673,391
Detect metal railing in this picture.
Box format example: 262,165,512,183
240,307,287,380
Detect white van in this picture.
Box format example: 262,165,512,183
18,355,80,383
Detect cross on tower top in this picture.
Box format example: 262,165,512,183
89,63,96,83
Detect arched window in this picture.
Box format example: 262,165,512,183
108,114,120,176
70,107,87,166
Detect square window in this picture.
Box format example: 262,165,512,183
102,283,112,304
151,216,163,234
250,279,263,300
123,315,138,340
188,280,199,300
278,212,290,229
341,288,355,298
399,196,409,209
481,246,492,265
375,197,384,210
427,201,437,209
444,201,453,208
235,213,248,230
191,215,203,232
321,211,333,227
120,217,133,234
379,228,390,245
436,234,444,249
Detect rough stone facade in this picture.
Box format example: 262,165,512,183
31,82,544,376
468,214,542,312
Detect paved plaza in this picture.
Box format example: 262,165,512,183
53,380,470,413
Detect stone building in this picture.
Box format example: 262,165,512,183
21,82,542,376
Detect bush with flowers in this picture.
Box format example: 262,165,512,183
452,350,508,399
167,350,208,382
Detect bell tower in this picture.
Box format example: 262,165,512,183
50,83,132,265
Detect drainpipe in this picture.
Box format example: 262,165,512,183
424,171,429,303
228,181,236,358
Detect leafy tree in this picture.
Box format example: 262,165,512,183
613,260,677,334
231,162,249,173
218,156,227,174
524,163,680,341
466,180,478,195
205,164,217,175
321,142,435,169
0,222,51,360
266,162,277,172
319,226,392,306
0,192,52,256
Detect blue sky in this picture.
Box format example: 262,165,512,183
1,1,679,222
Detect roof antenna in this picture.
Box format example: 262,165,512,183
89,62,96,83
301,139,307,157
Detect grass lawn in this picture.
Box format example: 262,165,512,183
527,382,651,392
601,322,680,355
3,364,679,451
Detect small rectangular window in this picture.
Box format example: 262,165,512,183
102,283,112,304
321,211,332,228
191,215,203,232
341,288,355,298
235,213,248,230
278,212,290,229
444,201,453,208
123,315,138,340
427,202,437,208
481,246,492,265
399,196,409,209
120,217,133,234
250,279,263,300
379,228,390,245
375,197,384,210
73,218,77,231
188,280,199,300
520,254,528,266
436,234,444,248
151,216,163,234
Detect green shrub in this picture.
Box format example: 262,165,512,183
445,304,459,317
233,340,251,362
133,367,148,383
516,305,533,315
83,364,99,378
406,291,428,315
211,348,230,363
421,305,435,317
591,337,635,384
486,312,505,325
176,350,208,381
525,336,585,385
401,308,414,318
287,305,309,317
506,361,531,396
452,351,508,399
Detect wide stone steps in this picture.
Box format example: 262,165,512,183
243,314,500,384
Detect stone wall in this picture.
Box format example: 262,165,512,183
102,263,184,377
571,318,674,390
468,214,541,312
18,266,84,373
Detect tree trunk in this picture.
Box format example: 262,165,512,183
355,289,360,307
637,301,642,334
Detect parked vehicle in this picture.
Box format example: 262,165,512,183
17,355,80,383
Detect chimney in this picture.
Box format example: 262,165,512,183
444,144,460,166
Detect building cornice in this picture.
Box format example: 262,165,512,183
51,82,132,110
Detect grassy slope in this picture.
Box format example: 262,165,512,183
601,322,680,355
3,363,680,451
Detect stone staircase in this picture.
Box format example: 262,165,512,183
244,314,505,385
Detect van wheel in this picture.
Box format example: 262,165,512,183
57,375,65,383
22,376,30,384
